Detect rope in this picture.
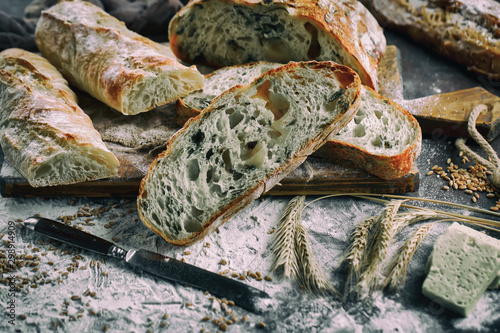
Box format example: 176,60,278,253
455,105,500,188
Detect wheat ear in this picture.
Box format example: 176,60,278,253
269,195,305,279
341,214,380,293
295,224,341,298
355,200,407,298
381,222,437,291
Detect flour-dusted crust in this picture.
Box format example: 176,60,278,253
360,0,500,81
138,61,362,245
169,0,386,90
0,48,119,188
317,86,422,180
35,0,204,115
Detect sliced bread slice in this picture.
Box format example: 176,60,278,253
316,86,422,180
176,61,282,124
178,62,422,180
137,61,362,245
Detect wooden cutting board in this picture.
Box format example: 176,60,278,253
1,46,498,198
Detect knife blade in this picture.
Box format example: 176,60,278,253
23,216,276,314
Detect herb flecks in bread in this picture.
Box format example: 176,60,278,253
35,0,204,116
169,0,386,89
0,48,119,188
137,61,362,245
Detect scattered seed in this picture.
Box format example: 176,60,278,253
219,259,228,265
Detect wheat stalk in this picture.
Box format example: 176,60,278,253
269,195,305,279
295,224,341,298
381,222,437,291
341,215,380,292
355,200,409,298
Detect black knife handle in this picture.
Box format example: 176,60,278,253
25,216,116,256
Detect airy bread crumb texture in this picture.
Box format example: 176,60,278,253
334,86,419,156
138,62,360,244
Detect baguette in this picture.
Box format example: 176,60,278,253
35,0,204,115
0,48,119,188
168,0,386,90
137,61,361,245
360,0,500,80
316,86,422,180
177,62,421,180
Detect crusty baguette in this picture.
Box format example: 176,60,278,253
316,86,422,180
35,0,204,115
0,48,119,188
168,0,386,90
360,0,500,81
137,61,362,245
176,61,282,124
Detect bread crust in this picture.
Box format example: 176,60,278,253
169,0,386,89
360,0,500,81
35,0,204,115
317,86,422,180
138,61,362,245
0,48,119,187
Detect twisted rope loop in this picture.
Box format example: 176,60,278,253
455,105,500,188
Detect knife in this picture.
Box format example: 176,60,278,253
23,216,276,314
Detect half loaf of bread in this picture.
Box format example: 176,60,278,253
316,86,422,180
177,61,421,180
360,0,500,81
168,0,386,90
137,61,361,245
0,48,119,188
35,0,204,115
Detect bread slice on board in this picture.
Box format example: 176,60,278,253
316,86,422,180
360,0,500,81
0,48,119,188
137,61,362,245
35,0,204,116
168,0,386,90
176,61,282,125
177,61,421,180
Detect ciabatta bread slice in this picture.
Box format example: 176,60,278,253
0,48,119,188
35,0,204,115
177,62,422,180
137,61,361,245
176,61,282,124
168,0,386,90
316,86,422,180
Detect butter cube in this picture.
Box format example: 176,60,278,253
422,223,500,316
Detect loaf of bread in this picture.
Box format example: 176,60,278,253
137,61,362,245
360,0,500,81
35,0,204,115
0,48,119,188
169,0,386,90
316,86,422,180
177,61,421,180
